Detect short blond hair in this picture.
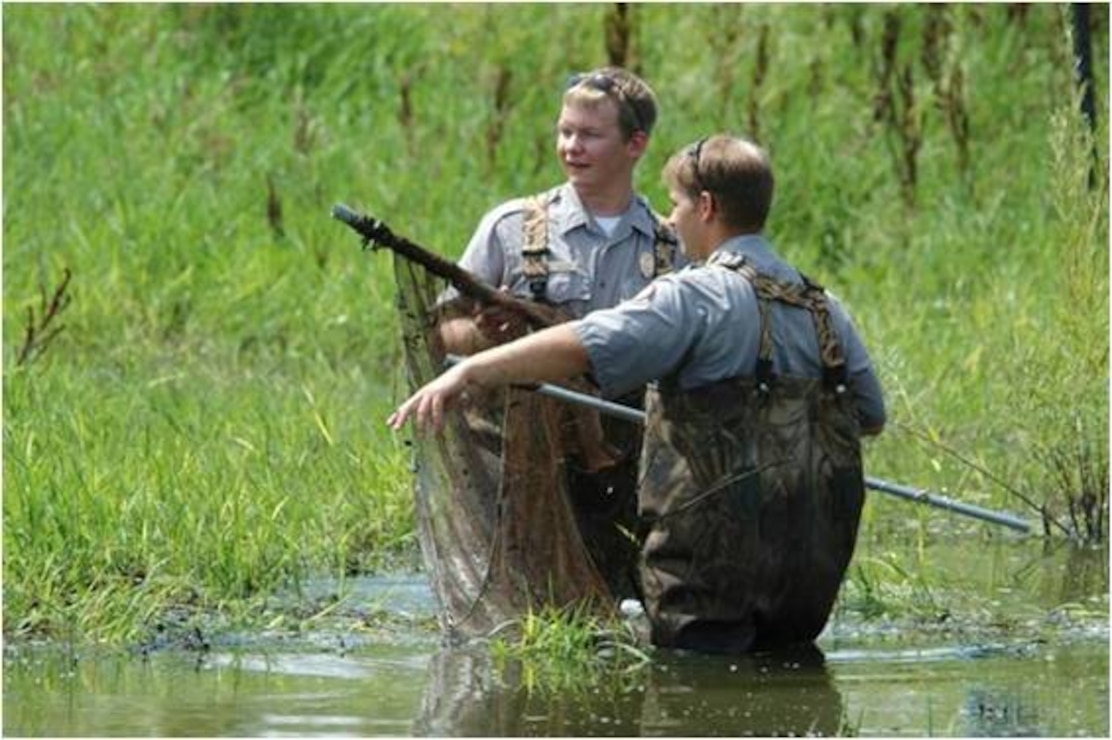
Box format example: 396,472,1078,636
564,66,658,140
663,135,774,232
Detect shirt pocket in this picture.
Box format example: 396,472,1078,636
546,265,592,304
508,263,592,306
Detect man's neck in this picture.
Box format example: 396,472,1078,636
572,182,635,218
695,226,759,262
712,223,758,246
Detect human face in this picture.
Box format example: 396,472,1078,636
667,186,710,261
556,100,644,196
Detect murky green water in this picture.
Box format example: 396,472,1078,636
5,537,1108,737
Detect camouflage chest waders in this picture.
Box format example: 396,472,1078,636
517,194,680,599
637,257,865,653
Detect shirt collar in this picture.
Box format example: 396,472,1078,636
709,234,774,266
550,183,656,238
709,234,800,281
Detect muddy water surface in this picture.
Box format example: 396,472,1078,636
5,537,1108,737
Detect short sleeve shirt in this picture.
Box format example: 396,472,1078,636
453,183,682,318
572,235,886,430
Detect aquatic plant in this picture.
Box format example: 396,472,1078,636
489,604,652,695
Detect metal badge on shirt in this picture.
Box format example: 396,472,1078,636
639,251,655,279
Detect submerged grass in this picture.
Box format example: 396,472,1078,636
489,605,652,696
3,4,1108,645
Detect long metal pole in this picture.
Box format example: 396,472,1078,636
441,356,1033,533
861,477,1031,533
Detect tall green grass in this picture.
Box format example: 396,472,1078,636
4,4,1108,643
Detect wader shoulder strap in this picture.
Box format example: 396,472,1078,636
718,260,848,390
521,194,551,301
714,256,775,388
798,274,849,390
650,211,680,277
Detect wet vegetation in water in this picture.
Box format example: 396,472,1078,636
2,4,1109,649
3,537,1107,736
487,604,654,696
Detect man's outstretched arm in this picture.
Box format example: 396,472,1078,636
388,323,590,433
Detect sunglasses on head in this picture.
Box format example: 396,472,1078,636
566,72,646,133
687,137,708,193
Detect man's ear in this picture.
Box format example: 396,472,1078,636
698,190,716,222
627,131,650,158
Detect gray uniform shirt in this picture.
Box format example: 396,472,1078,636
454,183,682,318
573,235,886,430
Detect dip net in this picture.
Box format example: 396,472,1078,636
392,254,626,640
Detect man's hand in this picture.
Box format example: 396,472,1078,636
387,364,472,434
438,288,571,355
389,323,591,435
473,294,528,344
475,286,572,344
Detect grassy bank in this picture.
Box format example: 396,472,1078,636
4,4,1108,643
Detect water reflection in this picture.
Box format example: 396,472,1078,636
416,644,845,736
4,536,1108,737
1049,541,1109,606
4,629,1107,736
962,686,1042,737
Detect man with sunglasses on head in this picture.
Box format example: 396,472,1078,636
440,66,679,349
435,67,682,603
393,135,886,655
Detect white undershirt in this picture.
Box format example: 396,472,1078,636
594,215,621,237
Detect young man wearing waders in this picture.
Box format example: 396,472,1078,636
436,67,683,601
392,134,886,654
